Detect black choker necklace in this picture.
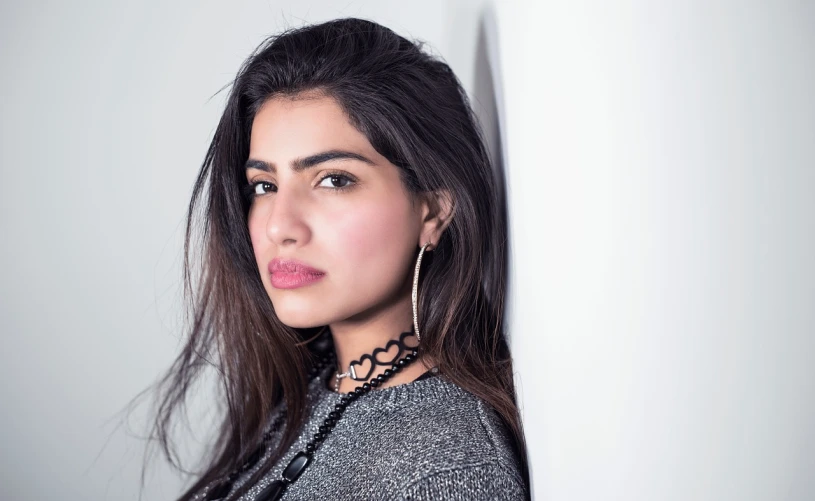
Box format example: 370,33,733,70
334,330,418,392
202,341,420,501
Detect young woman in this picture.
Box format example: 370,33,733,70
149,17,529,501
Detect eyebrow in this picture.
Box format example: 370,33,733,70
244,150,376,173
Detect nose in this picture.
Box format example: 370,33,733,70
265,184,312,248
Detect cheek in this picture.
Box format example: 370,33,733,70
325,198,415,284
247,208,269,264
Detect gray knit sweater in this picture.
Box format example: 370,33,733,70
194,367,526,500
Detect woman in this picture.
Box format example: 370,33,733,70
149,17,529,501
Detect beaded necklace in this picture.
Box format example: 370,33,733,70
202,344,421,501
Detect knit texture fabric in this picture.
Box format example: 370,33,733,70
192,366,526,500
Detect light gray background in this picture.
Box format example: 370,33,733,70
3,1,815,500
0,1,494,499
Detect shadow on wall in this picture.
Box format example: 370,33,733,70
471,8,537,500
471,6,510,325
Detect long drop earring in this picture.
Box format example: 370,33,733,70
412,242,433,343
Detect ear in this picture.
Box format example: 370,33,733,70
418,189,455,248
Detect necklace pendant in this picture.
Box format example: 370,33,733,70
282,452,311,482
255,479,286,501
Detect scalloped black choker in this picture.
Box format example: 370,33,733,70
333,329,419,392
202,341,421,501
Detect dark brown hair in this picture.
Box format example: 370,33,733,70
144,17,528,500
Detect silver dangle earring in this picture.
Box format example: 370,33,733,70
412,242,433,343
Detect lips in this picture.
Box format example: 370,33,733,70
268,258,326,289
269,258,325,275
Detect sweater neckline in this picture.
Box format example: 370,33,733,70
310,365,460,410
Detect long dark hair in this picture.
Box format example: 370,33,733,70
146,17,528,500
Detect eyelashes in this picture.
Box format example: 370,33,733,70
242,171,357,202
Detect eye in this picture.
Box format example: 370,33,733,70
242,180,276,201
253,181,276,195
317,173,356,190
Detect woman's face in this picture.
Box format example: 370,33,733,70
246,93,423,328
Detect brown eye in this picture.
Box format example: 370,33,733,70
317,174,355,189
253,182,276,195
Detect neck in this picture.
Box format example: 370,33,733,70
327,291,435,393
329,294,414,371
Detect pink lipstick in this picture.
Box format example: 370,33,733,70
268,258,326,289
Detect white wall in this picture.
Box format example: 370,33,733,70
494,1,815,500
0,1,490,499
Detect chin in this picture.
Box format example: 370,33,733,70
271,301,328,329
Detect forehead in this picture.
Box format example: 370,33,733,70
249,93,375,160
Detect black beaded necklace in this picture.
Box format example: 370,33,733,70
202,344,421,501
